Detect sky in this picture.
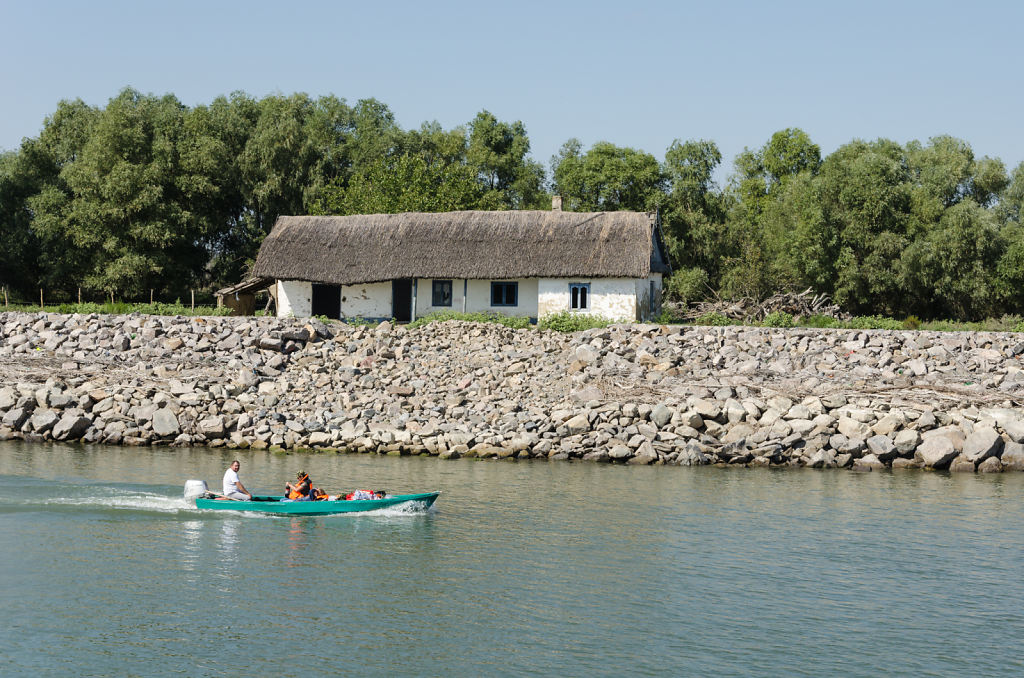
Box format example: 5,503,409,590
2,0,1022,186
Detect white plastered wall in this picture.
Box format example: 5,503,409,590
465,279,539,318
415,278,467,316
635,273,663,321
538,278,638,321
341,282,392,319
277,280,312,318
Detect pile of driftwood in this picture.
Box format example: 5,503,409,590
672,288,847,322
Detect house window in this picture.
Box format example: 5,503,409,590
432,280,453,307
569,283,590,311
490,281,518,307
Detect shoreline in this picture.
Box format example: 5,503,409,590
1,311,1023,472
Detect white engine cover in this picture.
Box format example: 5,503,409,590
183,479,209,501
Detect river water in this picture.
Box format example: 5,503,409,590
1,441,1022,677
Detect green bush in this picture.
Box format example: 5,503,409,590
653,308,683,324
9,301,231,316
665,267,709,305
846,315,903,331
339,316,379,327
537,311,615,332
408,310,531,330
1015,320,1024,333
762,311,794,328
902,315,921,330
799,314,841,328
692,312,731,326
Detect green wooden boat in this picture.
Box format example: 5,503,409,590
193,491,440,515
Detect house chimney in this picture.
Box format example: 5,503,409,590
552,195,562,211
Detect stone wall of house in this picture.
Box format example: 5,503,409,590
1,311,1023,473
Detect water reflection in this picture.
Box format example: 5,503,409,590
216,519,241,573
180,519,203,574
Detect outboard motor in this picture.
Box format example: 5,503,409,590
183,479,209,502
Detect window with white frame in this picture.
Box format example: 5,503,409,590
569,283,590,311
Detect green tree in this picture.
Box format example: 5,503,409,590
0,151,42,295
44,88,208,296
901,201,1004,318
315,153,481,215
661,139,727,296
551,139,665,212
180,91,260,285
814,139,912,313
467,111,545,209
718,128,821,300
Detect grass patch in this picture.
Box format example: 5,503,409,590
407,311,531,330
537,311,616,333
3,301,231,316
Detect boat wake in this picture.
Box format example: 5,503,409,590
335,501,437,518
41,490,192,514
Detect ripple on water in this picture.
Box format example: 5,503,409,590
0,442,1022,677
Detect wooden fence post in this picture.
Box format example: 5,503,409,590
191,289,195,312
78,287,82,305
150,289,154,304
40,288,44,309
3,286,8,308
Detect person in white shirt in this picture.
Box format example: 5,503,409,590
222,460,252,500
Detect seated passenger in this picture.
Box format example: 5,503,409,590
284,471,312,501
344,489,387,500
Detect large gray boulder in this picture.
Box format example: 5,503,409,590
52,412,92,440
915,437,958,469
0,387,17,411
199,416,227,439
866,435,898,462
1002,418,1024,444
2,407,31,430
30,410,60,434
564,414,591,435
626,441,658,465
1000,442,1024,471
152,408,180,437
650,403,674,428
608,444,632,460
962,427,1003,463
893,429,921,456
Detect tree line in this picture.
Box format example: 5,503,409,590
1,87,1022,320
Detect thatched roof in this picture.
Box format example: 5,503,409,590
251,211,668,285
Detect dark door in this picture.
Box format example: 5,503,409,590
311,283,341,319
392,279,413,322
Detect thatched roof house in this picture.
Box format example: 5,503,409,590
252,211,668,285
251,205,669,323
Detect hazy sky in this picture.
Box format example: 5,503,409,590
3,0,1021,185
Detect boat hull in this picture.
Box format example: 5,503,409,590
194,491,440,515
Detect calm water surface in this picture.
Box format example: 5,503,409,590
1,441,1021,677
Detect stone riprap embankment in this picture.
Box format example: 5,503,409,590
1,311,1023,472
